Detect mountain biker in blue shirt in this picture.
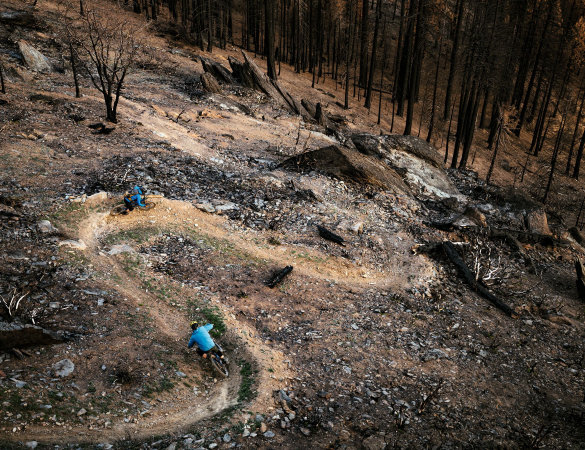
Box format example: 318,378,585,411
188,321,224,359
123,186,145,213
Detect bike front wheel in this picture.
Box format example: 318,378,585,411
210,353,229,377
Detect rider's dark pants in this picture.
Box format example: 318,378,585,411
196,346,222,358
124,197,134,211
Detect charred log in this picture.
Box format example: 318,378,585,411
442,241,514,317
317,225,345,246
265,266,293,288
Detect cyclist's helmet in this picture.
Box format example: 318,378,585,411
190,321,199,330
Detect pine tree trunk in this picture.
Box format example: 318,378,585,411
567,87,585,175
543,116,566,204
265,0,277,80
427,37,441,143
207,0,213,52
364,0,382,109
69,42,80,98
358,0,369,88
443,0,464,121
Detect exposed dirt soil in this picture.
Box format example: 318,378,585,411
1,1,585,449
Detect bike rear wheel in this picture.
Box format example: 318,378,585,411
110,204,128,216
210,352,229,377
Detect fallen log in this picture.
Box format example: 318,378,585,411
265,266,293,288
569,227,585,245
489,228,568,247
317,225,345,246
442,241,514,317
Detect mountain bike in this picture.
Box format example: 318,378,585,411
209,345,229,378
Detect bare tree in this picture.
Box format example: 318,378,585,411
67,0,143,123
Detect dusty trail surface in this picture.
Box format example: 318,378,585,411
1,0,585,448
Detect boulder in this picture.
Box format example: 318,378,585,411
52,358,75,377
525,210,551,236
18,40,52,73
351,133,462,200
352,134,443,167
201,72,222,94
0,321,64,350
107,244,135,255
37,220,57,233
280,146,409,193
85,191,108,205
58,239,87,250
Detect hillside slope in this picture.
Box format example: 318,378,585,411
1,1,585,449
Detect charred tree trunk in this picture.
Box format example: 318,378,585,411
207,0,213,52
69,42,80,98
543,115,567,204
0,60,5,94
566,86,585,175
364,0,382,109
358,0,369,88
443,0,464,121
265,0,277,80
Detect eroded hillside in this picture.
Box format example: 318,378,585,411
1,1,585,449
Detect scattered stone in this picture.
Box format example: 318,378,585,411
264,431,275,438
165,443,177,450
222,434,231,442
215,202,239,212
25,442,38,449
14,379,27,388
363,434,387,450
53,359,75,377
260,422,267,433
58,240,87,250
175,371,186,378
77,408,87,416
300,427,310,436
208,443,218,449
37,220,57,233
107,244,135,255
195,202,216,214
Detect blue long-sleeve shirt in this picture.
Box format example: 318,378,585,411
188,324,215,351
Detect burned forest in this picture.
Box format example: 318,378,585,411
1,0,585,448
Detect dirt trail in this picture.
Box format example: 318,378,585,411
10,198,302,445
97,197,423,289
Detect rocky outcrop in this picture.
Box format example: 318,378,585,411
280,145,409,193
351,133,462,200
18,40,52,73
0,321,64,350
